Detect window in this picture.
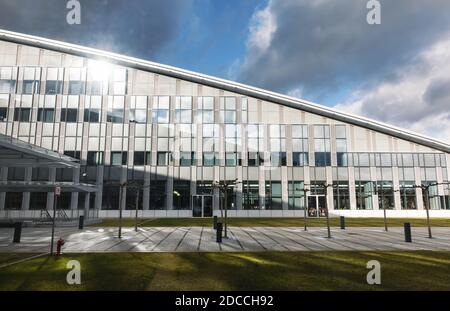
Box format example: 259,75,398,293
203,124,219,154
377,181,395,210
220,97,236,123
13,108,31,122
129,96,147,123
61,108,78,122
173,180,190,210
243,180,259,210
0,80,16,93
37,108,54,123
22,80,39,94
241,98,248,123
84,96,101,122
247,152,261,167
288,181,305,210
0,107,7,121
86,81,104,95
292,125,308,166
68,81,85,95
45,81,63,94
133,151,151,166
336,125,347,167
84,108,100,122
197,97,214,123
265,181,282,210
293,152,308,166
111,151,127,166
86,151,104,165
314,125,331,166
247,124,264,166
175,96,192,123
203,152,218,166
112,68,127,95
63,151,81,160
152,96,170,123
333,181,350,209
107,97,124,123
149,180,166,210
270,152,286,166
180,152,196,166
400,182,417,210
157,152,170,166
225,152,240,166
355,181,374,210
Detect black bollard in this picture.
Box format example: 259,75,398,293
216,222,223,243
340,216,345,230
78,215,84,230
404,222,412,243
213,216,218,230
13,222,22,243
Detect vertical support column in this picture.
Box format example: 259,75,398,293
281,166,288,210
236,166,243,210
326,167,333,210
393,167,401,210
0,167,8,210
348,166,357,210
21,167,32,210
95,166,104,210
71,167,80,210
258,167,265,211
84,192,90,219
415,166,424,210
166,175,173,211
370,166,379,210
143,165,150,211
46,168,56,211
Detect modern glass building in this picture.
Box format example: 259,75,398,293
0,29,449,218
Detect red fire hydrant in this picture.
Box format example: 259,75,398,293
56,237,65,256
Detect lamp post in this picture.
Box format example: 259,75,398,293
134,187,140,232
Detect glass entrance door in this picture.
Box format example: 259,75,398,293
192,195,214,217
308,195,326,218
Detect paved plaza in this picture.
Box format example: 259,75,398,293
1,226,450,253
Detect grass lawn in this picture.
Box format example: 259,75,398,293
94,217,450,228
0,251,449,290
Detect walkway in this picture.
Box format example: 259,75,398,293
1,226,450,253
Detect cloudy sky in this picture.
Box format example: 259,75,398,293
1,0,449,143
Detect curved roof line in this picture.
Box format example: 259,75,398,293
0,29,449,153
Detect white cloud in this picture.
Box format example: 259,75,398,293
246,2,277,56
335,35,450,143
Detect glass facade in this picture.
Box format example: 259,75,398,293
0,39,449,216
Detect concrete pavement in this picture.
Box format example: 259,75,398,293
1,226,450,253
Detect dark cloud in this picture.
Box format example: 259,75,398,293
0,0,191,59
238,0,450,101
